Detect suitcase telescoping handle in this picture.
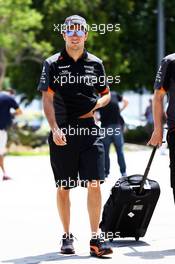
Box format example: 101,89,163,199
139,145,157,194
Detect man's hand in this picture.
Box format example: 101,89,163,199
42,91,67,146
79,94,111,118
120,98,129,112
147,129,163,147
93,93,111,111
52,128,67,146
92,100,102,111
15,108,22,115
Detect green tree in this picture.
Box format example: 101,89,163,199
5,0,175,100
0,0,52,93
9,0,103,100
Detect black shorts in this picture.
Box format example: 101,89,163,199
48,118,105,189
167,129,175,188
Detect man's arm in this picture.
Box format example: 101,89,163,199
147,89,166,146
93,93,111,111
9,97,22,116
94,61,111,110
79,93,111,118
120,98,129,112
42,91,67,146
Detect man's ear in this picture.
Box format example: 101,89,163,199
62,33,66,41
84,32,88,41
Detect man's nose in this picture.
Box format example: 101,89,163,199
72,32,78,37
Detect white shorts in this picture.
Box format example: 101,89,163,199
0,130,8,155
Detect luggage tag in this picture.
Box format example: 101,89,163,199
143,179,151,190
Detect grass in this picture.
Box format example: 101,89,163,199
7,144,49,156
6,143,151,156
7,151,49,156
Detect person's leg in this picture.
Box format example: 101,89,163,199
0,130,10,180
87,180,112,256
167,130,175,204
0,155,5,175
102,132,112,177
87,180,101,236
57,188,70,234
79,122,113,257
57,187,75,254
48,129,79,231
48,130,79,254
172,188,175,203
112,126,126,176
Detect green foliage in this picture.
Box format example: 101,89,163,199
8,60,41,101
124,125,153,144
8,124,49,148
2,0,175,100
14,128,48,147
0,0,42,52
0,0,53,91
165,1,175,53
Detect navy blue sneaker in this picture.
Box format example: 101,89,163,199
60,233,75,254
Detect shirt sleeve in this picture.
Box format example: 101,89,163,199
154,58,171,91
117,94,122,102
94,62,110,94
9,97,19,110
37,60,55,93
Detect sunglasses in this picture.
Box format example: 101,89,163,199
65,30,86,37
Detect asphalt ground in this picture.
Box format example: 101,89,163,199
0,146,175,264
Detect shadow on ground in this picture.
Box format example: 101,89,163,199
1,251,112,264
111,240,175,260
1,252,90,264
2,241,175,262
110,239,149,248
124,248,175,260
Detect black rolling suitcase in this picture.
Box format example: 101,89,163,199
100,146,160,241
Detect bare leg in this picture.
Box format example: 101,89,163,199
88,181,113,256
87,180,102,238
0,155,6,175
173,188,175,204
57,187,70,234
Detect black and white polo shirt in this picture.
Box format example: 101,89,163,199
38,48,109,125
154,53,175,129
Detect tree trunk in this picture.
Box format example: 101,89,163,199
0,48,6,90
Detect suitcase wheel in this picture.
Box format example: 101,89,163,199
135,236,139,241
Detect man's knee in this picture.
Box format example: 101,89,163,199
0,155,4,164
57,187,70,198
87,180,101,191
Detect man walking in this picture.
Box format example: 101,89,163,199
0,90,22,180
38,15,113,257
99,91,128,177
144,99,153,126
148,53,175,202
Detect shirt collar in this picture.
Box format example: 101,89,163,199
61,48,88,62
